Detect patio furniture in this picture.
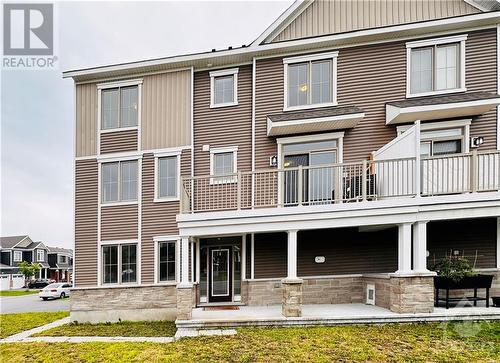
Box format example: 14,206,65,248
434,275,493,309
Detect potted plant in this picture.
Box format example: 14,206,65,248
431,255,493,289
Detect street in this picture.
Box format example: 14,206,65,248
0,293,70,314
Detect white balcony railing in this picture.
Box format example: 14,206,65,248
180,150,500,214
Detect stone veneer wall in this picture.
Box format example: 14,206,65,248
390,276,434,313
71,285,177,323
302,277,363,304
244,280,283,306
363,276,391,309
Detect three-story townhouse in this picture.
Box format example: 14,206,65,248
64,0,500,324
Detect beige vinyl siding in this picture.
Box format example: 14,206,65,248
255,29,498,166
193,66,252,175
100,204,138,241
100,129,138,154
76,83,98,157
142,70,192,150
75,159,98,286
141,151,191,284
272,0,480,43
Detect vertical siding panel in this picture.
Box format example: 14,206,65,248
75,83,97,157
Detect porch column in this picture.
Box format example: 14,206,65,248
413,221,429,273
282,230,302,317
396,223,412,275
177,236,193,320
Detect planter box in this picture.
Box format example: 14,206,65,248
434,274,493,309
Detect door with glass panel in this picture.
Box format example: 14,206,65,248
208,247,232,302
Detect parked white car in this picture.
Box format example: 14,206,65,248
39,283,72,300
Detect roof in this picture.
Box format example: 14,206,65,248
47,247,73,255
26,241,48,250
386,91,500,108
0,235,29,249
268,105,363,122
466,0,500,12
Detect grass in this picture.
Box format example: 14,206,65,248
35,320,177,337
0,290,38,297
0,312,69,339
2,321,500,362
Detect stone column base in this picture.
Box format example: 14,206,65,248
176,285,194,320
389,275,434,314
282,278,303,317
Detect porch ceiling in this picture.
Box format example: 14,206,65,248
385,92,500,125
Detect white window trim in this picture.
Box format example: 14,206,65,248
99,157,140,205
210,68,239,108
99,240,139,286
209,146,238,185
13,250,22,262
283,51,339,112
36,249,44,262
154,150,181,203
153,235,180,285
97,78,143,132
397,119,471,153
406,34,467,98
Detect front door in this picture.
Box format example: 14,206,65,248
209,247,232,302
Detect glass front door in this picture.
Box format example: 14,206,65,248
209,247,232,302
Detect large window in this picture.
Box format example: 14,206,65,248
101,86,139,130
407,35,466,97
36,249,44,262
101,160,138,203
284,52,337,110
210,68,238,108
156,155,178,200
158,241,176,282
210,147,238,184
102,243,137,285
13,250,22,262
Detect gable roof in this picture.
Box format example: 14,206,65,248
261,0,496,44
47,246,73,255
0,235,31,249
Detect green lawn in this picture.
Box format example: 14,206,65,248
34,320,177,337
0,290,38,297
2,321,500,362
0,312,69,339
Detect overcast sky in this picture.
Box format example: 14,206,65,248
1,0,292,249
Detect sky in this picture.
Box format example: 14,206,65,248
1,0,292,249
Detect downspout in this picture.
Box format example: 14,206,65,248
251,57,256,207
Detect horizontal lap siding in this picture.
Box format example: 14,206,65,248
298,228,398,276
100,204,138,241
194,66,252,176
75,160,98,286
141,151,191,284
100,130,138,154
253,232,287,279
427,218,497,269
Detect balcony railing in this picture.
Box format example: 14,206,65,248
180,150,500,214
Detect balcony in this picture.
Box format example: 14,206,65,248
180,150,500,214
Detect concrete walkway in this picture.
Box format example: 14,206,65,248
1,317,71,343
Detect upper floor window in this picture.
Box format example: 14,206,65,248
283,51,338,111
406,35,466,97
13,250,22,262
59,255,67,264
155,153,180,201
101,160,138,203
98,79,142,130
210,146,238,184
210,68,238,108
420,128,464,157
36,249,44,262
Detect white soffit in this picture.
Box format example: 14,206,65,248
267,113,364,136
386,98,500,125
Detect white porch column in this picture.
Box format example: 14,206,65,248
497,217,500,269
414,120,421,197
413,221,429,273
287,230,299,280
179,236,191,287
396,223,412,274
241,234,246,280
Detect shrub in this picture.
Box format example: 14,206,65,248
431,256,476,282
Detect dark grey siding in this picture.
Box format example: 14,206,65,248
253,232,288,279
1,251,10,266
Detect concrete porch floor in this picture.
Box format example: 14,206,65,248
177,303,500,330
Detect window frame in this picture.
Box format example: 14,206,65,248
283,51,338,112
97,79,143,132
209,146,238,185
210,68,239,108
154,151,181,202
154,236,179,285
36,249,44,262
100,159,139,204
58,255,67,264
13,250,22,262
100,241,138,286
406,34,467,98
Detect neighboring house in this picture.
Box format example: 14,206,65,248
64,0,500,323
47,247,73,282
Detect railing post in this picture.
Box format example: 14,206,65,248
297,166,303,206
237,171,242,210
470,149,478,193
361,159,368,201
